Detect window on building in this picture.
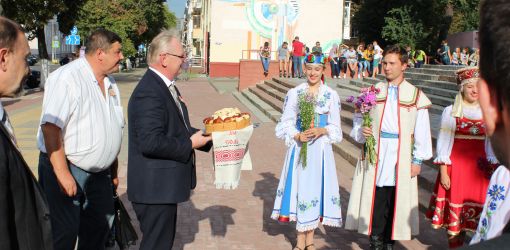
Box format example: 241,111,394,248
193,15,201,29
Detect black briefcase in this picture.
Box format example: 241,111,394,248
113,194,138,249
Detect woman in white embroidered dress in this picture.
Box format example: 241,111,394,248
271,53,342,250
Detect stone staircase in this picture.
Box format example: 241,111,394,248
234,64,464,213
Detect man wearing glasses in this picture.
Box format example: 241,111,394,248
127,29,212,250
37,29,125,249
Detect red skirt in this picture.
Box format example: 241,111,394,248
426,138,490,235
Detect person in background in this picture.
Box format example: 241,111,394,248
372,41,383,78
426,67,496,248
460,47,470,66
0,16,53,250
260,41,271,77
292,36,305,78
345,45,358,78
414,49,427,68
440,40,452,65
364,44,375,76
357,43,367,79
464,1,510,248
278,42,290,78
328,43,340,79
469,48,479,67
312,41,322,54
405,46,415,68
339,44,349,79
451,47,461,65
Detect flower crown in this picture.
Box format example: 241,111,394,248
456,67,480,86
305,53,329,65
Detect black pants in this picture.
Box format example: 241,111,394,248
38,153,114,250
132,203,178,250
371,186,396,243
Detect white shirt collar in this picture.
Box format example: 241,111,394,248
0,101,4,120
149,67,175,87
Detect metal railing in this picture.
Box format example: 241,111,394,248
190,56,204,67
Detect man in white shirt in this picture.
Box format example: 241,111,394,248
37,29,125,250
372,41,383,77
345,45,432,250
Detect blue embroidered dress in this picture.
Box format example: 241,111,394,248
271,82,343,231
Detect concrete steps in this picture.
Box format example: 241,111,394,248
340,79,446,115
423,64,464,70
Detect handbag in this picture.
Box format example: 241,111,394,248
113,193,138,249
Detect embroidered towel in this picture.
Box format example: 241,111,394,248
212,125,253,189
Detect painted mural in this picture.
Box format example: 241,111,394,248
211,0,344,62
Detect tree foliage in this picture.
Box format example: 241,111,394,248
352,0,479,53
382,6,428,49
76,0,177,57
1,0,65,59
449,0,480,33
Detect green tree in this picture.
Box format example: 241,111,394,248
76,0,177,57
382,6,428,49
449,0,479,33
1,0,65,59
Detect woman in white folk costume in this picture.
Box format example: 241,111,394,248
345,45,433,250
272,52,342,250
425,67,499,248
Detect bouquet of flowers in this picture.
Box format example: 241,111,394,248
298,92,316,168
347,85,380,165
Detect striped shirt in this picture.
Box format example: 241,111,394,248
37,58,124,172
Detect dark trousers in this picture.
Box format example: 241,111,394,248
38,152,114,250
371,186,396,243
415,60,424,68
132,203,178,250
330,59,340,77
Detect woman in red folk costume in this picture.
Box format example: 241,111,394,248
426,67,498,248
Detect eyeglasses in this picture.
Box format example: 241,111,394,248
161,52,186,59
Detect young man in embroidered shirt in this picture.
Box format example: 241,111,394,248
345,45,433,250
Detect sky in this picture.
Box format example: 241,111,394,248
166,0,187,19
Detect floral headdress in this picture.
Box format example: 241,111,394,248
304,53,328,65
304,53,329,84
451,67,480,118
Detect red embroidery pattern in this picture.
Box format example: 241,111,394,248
215,149,245,162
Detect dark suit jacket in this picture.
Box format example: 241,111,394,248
127,69,210,204
0,121,53,249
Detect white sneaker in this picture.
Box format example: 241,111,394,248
334,76,337,79
362,72,365,77
342,75,346,79
357,74,360,79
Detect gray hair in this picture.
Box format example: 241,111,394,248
147,29,181,65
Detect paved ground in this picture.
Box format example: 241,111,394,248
4,68,449,249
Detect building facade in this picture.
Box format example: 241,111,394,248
185,0,345,77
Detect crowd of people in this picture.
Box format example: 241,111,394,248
435,40,480,67
2,0,510,249
264,38,435,80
